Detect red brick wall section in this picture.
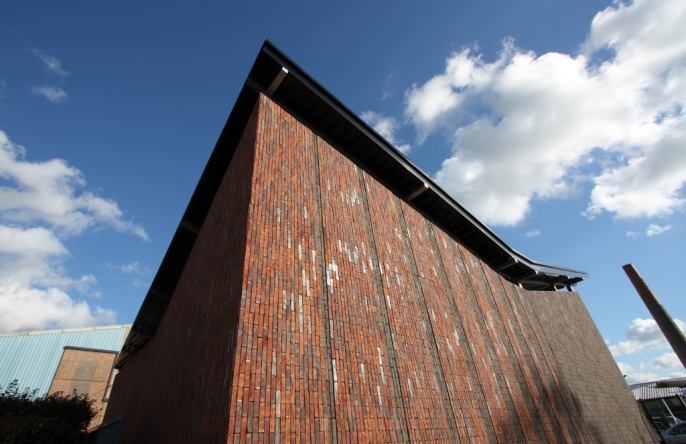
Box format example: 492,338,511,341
106,93,656,443
48,348,116,428
526,289,658,443
103,101,259,443
227,96,335,444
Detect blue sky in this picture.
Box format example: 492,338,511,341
1,0,684,384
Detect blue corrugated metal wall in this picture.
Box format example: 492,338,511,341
0,325,130,396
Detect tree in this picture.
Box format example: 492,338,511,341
0,379,98,444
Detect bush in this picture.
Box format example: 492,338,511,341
0,379,98,444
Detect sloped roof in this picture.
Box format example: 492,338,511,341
116,41,587,368
631,377,686,400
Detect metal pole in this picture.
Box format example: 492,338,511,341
623,264,686,369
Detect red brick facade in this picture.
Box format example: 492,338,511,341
105,94,654,443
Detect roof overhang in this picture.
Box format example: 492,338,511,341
115,41,588,368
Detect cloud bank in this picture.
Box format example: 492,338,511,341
405,0,686,226
0,131,147,332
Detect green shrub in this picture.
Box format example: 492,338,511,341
0,379,98,444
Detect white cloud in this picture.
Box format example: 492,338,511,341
627,231,640,238
619,317,686,354
119,262,141,274
0,131,146,332
646,223,672,236
0,132,147,239
404,0,686,226
650,353,684,370
31,86,68,105
525,229,540,237
31,48,69,78
605,338,622,357
0,225,116,332
616,361,633,375
617,361,662,384
361,111,411,154
669,372,686,378
132,278,149,288
119,261,150,275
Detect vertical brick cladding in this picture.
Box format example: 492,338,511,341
103,101,258,442
108,93,656,443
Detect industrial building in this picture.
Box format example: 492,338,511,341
103,42,655,443
0,324,130,428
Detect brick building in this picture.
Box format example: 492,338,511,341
103,42,655,443
0,325,130,429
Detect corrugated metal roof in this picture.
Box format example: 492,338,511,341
0,325,131,396
630,377,686,400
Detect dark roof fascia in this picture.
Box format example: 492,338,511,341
63,346,119,354
115,40,587,368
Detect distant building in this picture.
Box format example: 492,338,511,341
631,377,686,426
104,42,655,443
0,324,130,428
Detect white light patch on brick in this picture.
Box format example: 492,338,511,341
290,292,295,311
362,243,366,256
408,378,414,397
377,385,382,406
276,208,281,223
304,206,308,219
338,239,342,252
276,390,281,417
299,294,304,333
360,363,366,383
298,244,302,261
377,347,386,384
386,294,392,312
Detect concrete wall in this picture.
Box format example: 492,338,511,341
105,94,655,443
